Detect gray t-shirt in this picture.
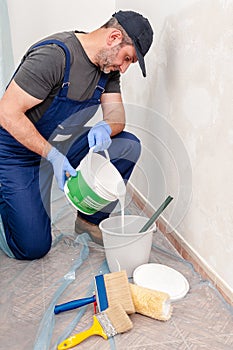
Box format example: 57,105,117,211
14,31,121,123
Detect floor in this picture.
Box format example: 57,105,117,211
0,184,233,350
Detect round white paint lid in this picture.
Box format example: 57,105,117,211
133,263,189,301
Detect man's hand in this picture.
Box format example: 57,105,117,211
46,147,77,191
88,121,112,152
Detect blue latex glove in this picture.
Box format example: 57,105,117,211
88,120,112,152
46,147,77,191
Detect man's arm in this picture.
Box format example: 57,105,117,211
100,92,125,136
0,80,52,157
0,79,76,190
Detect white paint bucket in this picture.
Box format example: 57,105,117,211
64,149,126,215
99,215,156,277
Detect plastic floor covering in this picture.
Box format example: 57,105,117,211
1,184,233,350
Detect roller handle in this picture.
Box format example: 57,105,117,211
54,295,96,314
139,196,173,233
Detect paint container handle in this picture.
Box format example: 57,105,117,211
88,147,110,184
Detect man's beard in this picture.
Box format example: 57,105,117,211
94,44,121,73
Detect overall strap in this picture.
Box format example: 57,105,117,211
92,72,109,101
31,39,71,98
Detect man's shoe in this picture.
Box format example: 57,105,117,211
74,215,103,246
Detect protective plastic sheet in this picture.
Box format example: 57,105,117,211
0,183,233,350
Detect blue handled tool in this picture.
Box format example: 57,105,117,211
54,295,96,314
54,271,135,315
54,274,109,314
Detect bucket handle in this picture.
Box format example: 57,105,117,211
87,147,110,184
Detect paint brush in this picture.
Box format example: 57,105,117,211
54,270,135,315
57,304,133,349
139,196,173,233
54,295,96,314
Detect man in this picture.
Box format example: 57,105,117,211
0,10,153,260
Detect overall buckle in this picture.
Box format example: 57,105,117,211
96,85,105,94
62,82,70,88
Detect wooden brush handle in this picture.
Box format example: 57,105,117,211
57,315,108,349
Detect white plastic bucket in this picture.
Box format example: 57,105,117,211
64,149,126,215
99,215,156,277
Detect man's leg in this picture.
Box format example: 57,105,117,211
0,162,53,260
0,213,15,258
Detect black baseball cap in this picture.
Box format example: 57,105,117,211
113,10,153,77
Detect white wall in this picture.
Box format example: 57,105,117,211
0,0,14,96
6,0,233,294
7,0,116,65
117,0,233,293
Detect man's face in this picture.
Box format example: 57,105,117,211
95,44,137,74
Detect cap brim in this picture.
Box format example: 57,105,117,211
134,43,146,77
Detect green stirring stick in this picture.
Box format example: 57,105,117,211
139,196,173,233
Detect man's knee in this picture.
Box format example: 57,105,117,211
21,241,52,260
111,131,141,163
125,132,141,162
9,228,52,260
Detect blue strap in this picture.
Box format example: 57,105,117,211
31,39,71,98
93,72,108,100
31,39,108,100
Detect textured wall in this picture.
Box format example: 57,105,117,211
118,0,233,292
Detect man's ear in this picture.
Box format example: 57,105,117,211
106,29,123,47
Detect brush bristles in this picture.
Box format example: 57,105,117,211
104,271,135,314
129,283,172,321
104,304,133,334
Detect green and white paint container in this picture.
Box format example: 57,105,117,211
64,148,126,215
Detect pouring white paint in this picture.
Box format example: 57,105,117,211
117,181,126,234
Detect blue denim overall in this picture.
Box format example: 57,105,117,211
0,40,141,260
